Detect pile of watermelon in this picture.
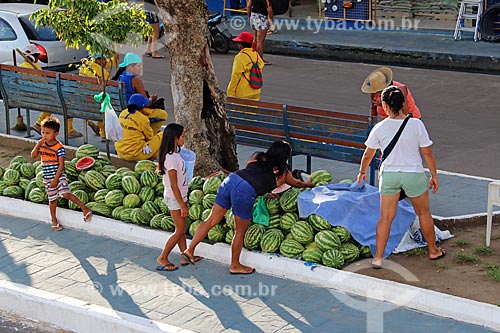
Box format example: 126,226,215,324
0,144,371,270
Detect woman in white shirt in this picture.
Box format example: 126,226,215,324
357,86,445,269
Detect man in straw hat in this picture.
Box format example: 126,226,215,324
361,67,421,120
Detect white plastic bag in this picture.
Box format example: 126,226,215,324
104,104,123,142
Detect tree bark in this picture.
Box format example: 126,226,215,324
156,0,239,176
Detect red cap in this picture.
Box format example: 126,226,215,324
232,31,254,44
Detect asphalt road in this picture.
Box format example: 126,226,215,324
137,50,500,180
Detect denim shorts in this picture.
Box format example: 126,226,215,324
379,171,428,198
214,173,257,220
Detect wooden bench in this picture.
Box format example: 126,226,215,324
225,96,378,185
0,64,127,146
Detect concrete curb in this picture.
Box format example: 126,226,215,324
1,197,499,331
0,280,193,333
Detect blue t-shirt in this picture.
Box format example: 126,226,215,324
119,71,136,102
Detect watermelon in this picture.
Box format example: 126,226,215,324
315,230,342,252
3,185,23,198
122,175,141,194
140,169,159,188
188,204,203,221
0,180,8,193
340,243,360,262
279,239,305,258
115,167,132,175
35,171,44,188
188,220,203,236
268,214,281,229
359,245,372,258
203,177,222,194
332,226,351,243
35,164,43,175
280,212,298,231
20,163,35,179
24,181,37,200
96,156,112,166
105,174,123,190
76,144,100,159
92,202,113,217
322,248,345,268
69,190,89,210
28,187,47,203
78,171,87,184
3,169,20,186
105,190,124,208
8,162,22,172
243,224,266,250
138,187,155,203
225,209,235,229
201,209,211,221
131,208,152,225
75,157,95,171
202,193,216,210
85,170,106,191
308,214,332,231
290,221,314,244
150,213,166,228
188,176,205,191
266,197,282,215
279,188,300,213
65,161,78,180
142,201,160,216
302,249,324,263
208,224,226,242
123,194,141,208
339,178,354,184
10,155,27,165
155,183,164,197
69,181,87,193
225,228,234,244
94,189,110,203
185,217,194,231
305,242,320,251
112,206,126,220
0,167,4,179
57,197,68,208
119,208,134,222
189,190,204,205
122,171,140,181
154,197,170,214
135,160,156,174
161,215,175,231
101,166,117,179
310,170,333,186
260,228,284,253
18,178,30,191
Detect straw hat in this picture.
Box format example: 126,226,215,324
361,67,393,93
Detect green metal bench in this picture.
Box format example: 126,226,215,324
0,64,127,145
225,96,378,185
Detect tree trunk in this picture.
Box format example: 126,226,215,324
156,0,239,176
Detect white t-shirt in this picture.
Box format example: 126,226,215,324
365,118,433,173
162,152,188,200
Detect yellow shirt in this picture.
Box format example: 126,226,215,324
79,61,110,79
19,61,42,70
227,48,264,101
114,108,154,160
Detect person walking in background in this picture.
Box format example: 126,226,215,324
115,93,163,161
361,67,421,120
155,123,202,271
357,86,444,269
30,117,92,231
143,0,165,59
227,32,264,101
20,44,83,138
247,0,273,65
182,140,313,275
118,52,167,134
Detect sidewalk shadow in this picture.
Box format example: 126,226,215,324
0,239,31,286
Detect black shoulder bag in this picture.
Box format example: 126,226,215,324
380,114,412,200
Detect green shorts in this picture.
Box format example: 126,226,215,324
379,172,428,198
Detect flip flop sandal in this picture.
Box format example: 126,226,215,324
181,256,203,266
144,52,152,57
181,252,196,265
155,263,178,271
83,211,93,222
430,248,446,260
152,55,165,59
229,268,256,275
51,223,64,231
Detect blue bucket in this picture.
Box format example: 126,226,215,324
180,148,196,181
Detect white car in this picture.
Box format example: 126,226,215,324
0,3,87,72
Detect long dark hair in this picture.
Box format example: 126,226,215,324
253,140,291,177
381,86,405,116
158,123,184,175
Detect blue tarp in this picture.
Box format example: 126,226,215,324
298,182,417,258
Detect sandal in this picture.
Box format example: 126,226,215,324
51,223,63,231
83,211,92,222
144,52,152,57
181,256,203,266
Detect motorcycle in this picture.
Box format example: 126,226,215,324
208,11,232,54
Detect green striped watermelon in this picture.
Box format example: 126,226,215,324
279,239,304,258
105,174,123,190
94,189,110,203
290,221,314,244
24,181,37,200
308,214,332,231
122,175,141,194
142,201,160,216
339,178,354,184
268,215,281,229
203,177,222,194
131,208,152,225
105,190,124,208
189,220,203,236
65,161,78,180
115,167,132,175
3,185,23,198
92,202,113,217
85,171,106,191
340,243,360,262
76,144,100,159
28,187,47,203
208,224,226,242
225,228,234,244
225,209,235,229
112,206,126,220
155,183,164,197
140,169,159,187
302,249,324,263
0,181,8,194
119,208,134,222
315,230,342,252
202,194,216,210
188,204,203,221
188,176,205,192
18,178,30,191
279,188,300,213
243,224,266,250
69,181,87,193
260,228,284,253
10,156,27,165
161,215,175,231
138,187,155,203
189,190,204,205
35,171,44,188
3,169,20,186
310,170,333,186
359,245,372,258
154,197,170,214
7,162,22,172
96,156,112,166
332,226,351,243
150,213,166,229
322,248,344,268
266,197,282,215
280,212,298,231
123,194,141,208
69,190,89,210
201,209,211,221
20,163,35,179
135,160,156,174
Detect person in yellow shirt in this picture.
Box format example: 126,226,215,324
79,53,112,140
227,32,265,101
115,93,163,161
21,44,83,138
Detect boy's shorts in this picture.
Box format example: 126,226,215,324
164,197,187,211
215,173,257,220
250,12,270,31
43,175,70,202
379,171,428,198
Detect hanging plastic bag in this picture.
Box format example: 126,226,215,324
94,92,123,142
252,196,270,226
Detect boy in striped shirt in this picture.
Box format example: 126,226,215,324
31,117,92,230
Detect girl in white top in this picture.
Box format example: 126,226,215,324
155,123,201,271
357,86,444,269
